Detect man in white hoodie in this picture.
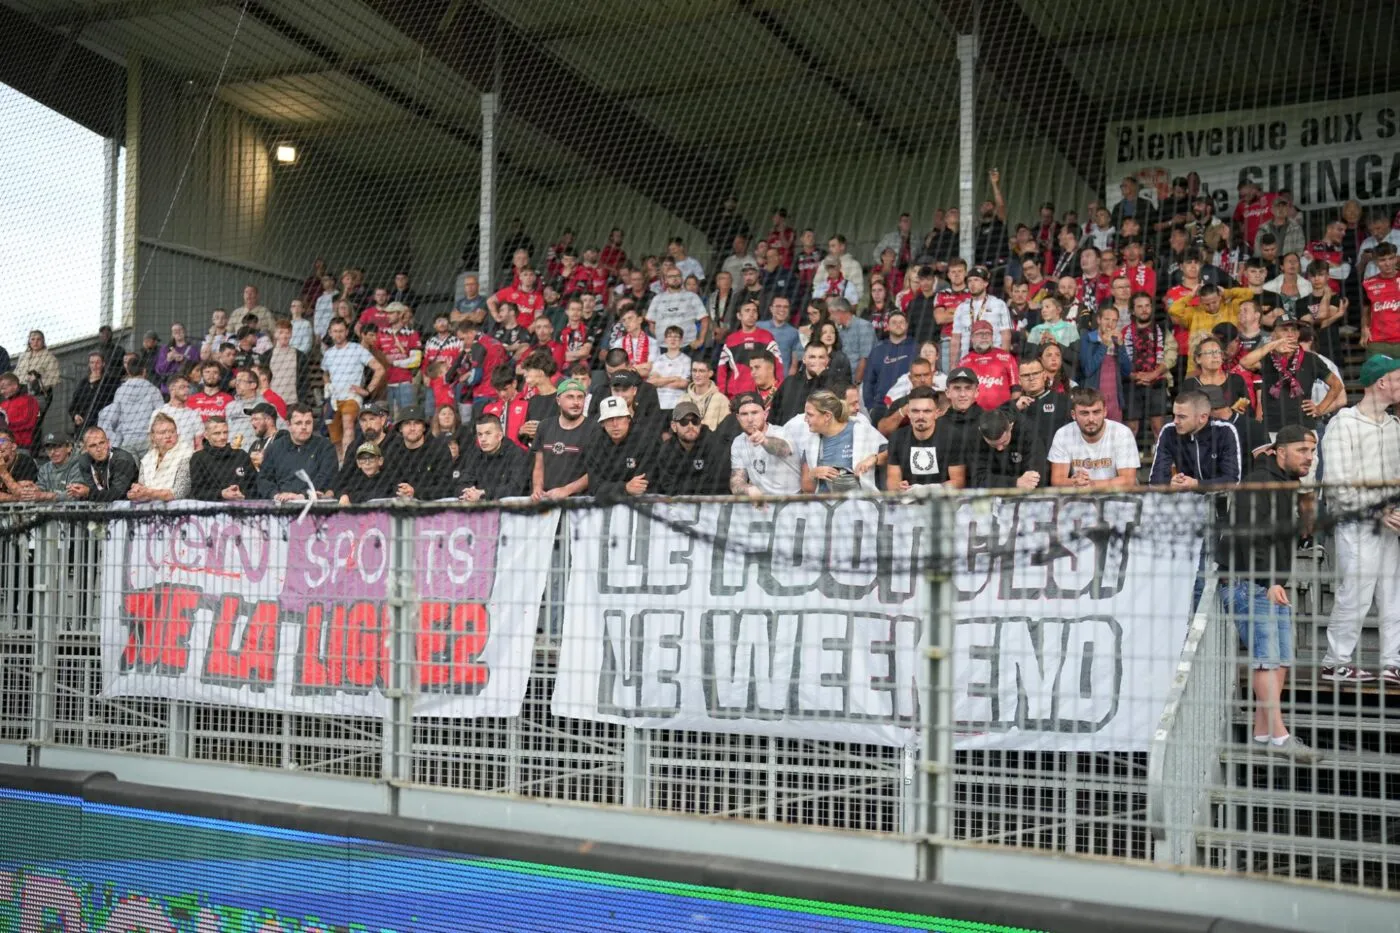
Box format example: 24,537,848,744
1320,354,1400,685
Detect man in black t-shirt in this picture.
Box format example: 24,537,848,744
885,387,965,489
654,401,729,495
531,378,592,500
1238,319,1345,436
967,409,1048,489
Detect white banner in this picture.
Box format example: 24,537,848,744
1105,94,1400,214
100,503,559,719
552,498,1204,750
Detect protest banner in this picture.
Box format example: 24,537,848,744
552,497,1204,750
100,504,558,718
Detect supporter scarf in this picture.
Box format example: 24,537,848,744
1124,323,1164,374
1267,349,1305,399
621,331,650,365
561,321,588,352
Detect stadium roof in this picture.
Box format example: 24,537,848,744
3,0,1397,233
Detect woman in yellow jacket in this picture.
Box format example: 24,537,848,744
1169,283,1256,374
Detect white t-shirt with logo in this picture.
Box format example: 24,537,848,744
1048,420,1141,481
730,423,802,495
321,342,374,404
646,290,708,345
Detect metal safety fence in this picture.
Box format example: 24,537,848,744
0,485,1396,892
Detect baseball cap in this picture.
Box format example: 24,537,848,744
244,401,278,418
1359,354,1400,387
361,401,389,417
968,265,991,281
610,371,642,389
671,400,701,422
557,377,587,396
143,330,160,340
732,392,765,411
948,367,978,384
1273,317,1300,331
39,431,71,449
1274,424,1313,447
741,261,759,271
970,319,994,335
355,442,382,459
397,406,428,425
598,395,631,421
1199,385,1227,409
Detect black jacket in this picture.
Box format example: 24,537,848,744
1220,458,1299,588
336,468,397,504
455,441,531,500
654,427,729,495
772,368,833,424
966,426,1049,489
188,444,255,501
69,376,118,430
583,424,659,501
940,405,983,469
1148,421,1242,486
74,448,139,502
383,434,455,500
255,433,338,497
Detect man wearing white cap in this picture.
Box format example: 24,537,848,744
583,395,656,500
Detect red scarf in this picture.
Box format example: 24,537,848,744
1267,349,1305,399
1125,322,1163,375
621,331,650,365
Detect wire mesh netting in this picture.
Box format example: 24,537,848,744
2,0,1400,908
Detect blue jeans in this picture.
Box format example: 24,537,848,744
386,382,416,416
1222,580,1293,670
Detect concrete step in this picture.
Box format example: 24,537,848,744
1210,787,1400,848
1221,745,1400,775
1199,828,1400,890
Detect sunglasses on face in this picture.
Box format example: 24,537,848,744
675,415,701,427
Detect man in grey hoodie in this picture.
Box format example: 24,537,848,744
1320,355,1400,685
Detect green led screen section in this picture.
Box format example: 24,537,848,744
0,788,1047,932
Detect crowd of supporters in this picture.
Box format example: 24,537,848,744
0,172,1397,757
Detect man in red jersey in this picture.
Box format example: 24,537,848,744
716,300,782,398
1119,237,1156,297
933,257,971,367
1363,243,1400,358
958,320,1019,410
1232,179,1277,249
599,229,627,282
1304,217,1353,297
489,266,546,327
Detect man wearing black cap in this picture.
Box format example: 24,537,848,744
588,348,661,421
456,414,531,500
383,406,453,500
940,367,986,469
1218,423,1319,762
188,415,255,501
31,432,82,501
601,369,663,441
654,401,729,495
886,387,964,489
584,395,656,500
966,408,1047,489
1237,318,1344,438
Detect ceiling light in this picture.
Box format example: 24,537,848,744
275,144,298,164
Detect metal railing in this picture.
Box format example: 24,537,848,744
0,488,1396,894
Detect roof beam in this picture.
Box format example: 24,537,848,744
237,1,558,187
738,1,918,156
365,0,735,240
32,0,237,29
940,0,1103,188
0,4,125,139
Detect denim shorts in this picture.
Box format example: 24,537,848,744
1222,580,1293,670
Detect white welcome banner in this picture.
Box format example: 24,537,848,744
1105,94,1400,213
552,497,1204,750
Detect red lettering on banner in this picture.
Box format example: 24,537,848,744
294,601,390,695
120,585,199,673
203,596,279,688
416,602,491,694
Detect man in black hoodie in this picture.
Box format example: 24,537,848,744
939,367,984,471
966,409,1047,489
189,416,255,501
456,415,531,500
583,395,657,501
384,407,453,500
654,401,729,495
772,342,833,424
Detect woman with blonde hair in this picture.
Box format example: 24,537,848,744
799,389,887,493
129,413,192,501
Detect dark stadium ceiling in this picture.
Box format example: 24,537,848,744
3,0,1398,232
